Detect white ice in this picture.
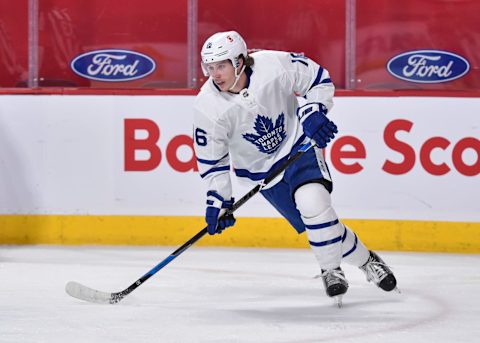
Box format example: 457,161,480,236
1,246,479,343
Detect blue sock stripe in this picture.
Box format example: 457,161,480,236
309,235,342,247
341,225,347,242
306,219,339,230
342,232,358,258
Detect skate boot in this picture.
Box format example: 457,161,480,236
360,251,398,292
321,267,348,307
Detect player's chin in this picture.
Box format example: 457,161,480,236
215,81,228,91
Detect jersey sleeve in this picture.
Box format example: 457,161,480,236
280,51,335,113
193,107,233,200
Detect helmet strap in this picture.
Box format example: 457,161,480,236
228,64,246,91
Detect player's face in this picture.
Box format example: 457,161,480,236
205,60,236,91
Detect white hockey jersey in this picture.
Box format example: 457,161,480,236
193,50,335,200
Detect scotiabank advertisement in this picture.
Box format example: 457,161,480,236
0,95,478,222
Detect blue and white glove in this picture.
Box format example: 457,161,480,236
205,191,236,235
297,103,338,148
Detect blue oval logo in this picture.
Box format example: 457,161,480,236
71,49,156,82
387,50,469,83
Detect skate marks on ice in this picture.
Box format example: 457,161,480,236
0,246,478,343
227,287,449,343
185,261,449,343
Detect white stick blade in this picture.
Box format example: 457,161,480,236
65,281,113,304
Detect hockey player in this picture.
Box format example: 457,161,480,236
193,31,397,305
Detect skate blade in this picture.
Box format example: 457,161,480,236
393,287,402,294
333,294,344,308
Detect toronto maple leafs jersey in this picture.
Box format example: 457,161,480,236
193,50,335,200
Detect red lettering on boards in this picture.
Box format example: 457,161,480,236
124,118,161,171
382,119,479,176
124,118,479,176
124,119,198,172
329,136,366,174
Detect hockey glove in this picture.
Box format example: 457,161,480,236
205,190,236,235
297,103,338,148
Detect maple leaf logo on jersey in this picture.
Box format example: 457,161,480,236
242,113,287,154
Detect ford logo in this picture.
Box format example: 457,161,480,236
71,49,156,82
387,50,469,83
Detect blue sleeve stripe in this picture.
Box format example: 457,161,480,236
308,67,324,91
234,135,306,181
200,165,230,178
196,153,229,165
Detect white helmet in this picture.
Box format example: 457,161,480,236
200,31,248,76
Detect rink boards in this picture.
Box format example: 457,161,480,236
0,94,479,252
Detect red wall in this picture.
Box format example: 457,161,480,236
356,0,480,90
0,0,478,90
0,0,29,87
196,0,346,87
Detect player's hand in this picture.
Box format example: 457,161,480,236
205,191,236,235
297,103,338,148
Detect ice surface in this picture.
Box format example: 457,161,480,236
0,246,479,343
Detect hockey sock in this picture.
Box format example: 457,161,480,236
340,224,370,267
295,183,343,270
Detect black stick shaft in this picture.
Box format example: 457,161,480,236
111,141,314,302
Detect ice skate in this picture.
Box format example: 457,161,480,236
360,251,398,292
321,267,348,307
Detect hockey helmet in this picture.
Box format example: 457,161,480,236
201,31,248,76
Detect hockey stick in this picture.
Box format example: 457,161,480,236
66,140,314,304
